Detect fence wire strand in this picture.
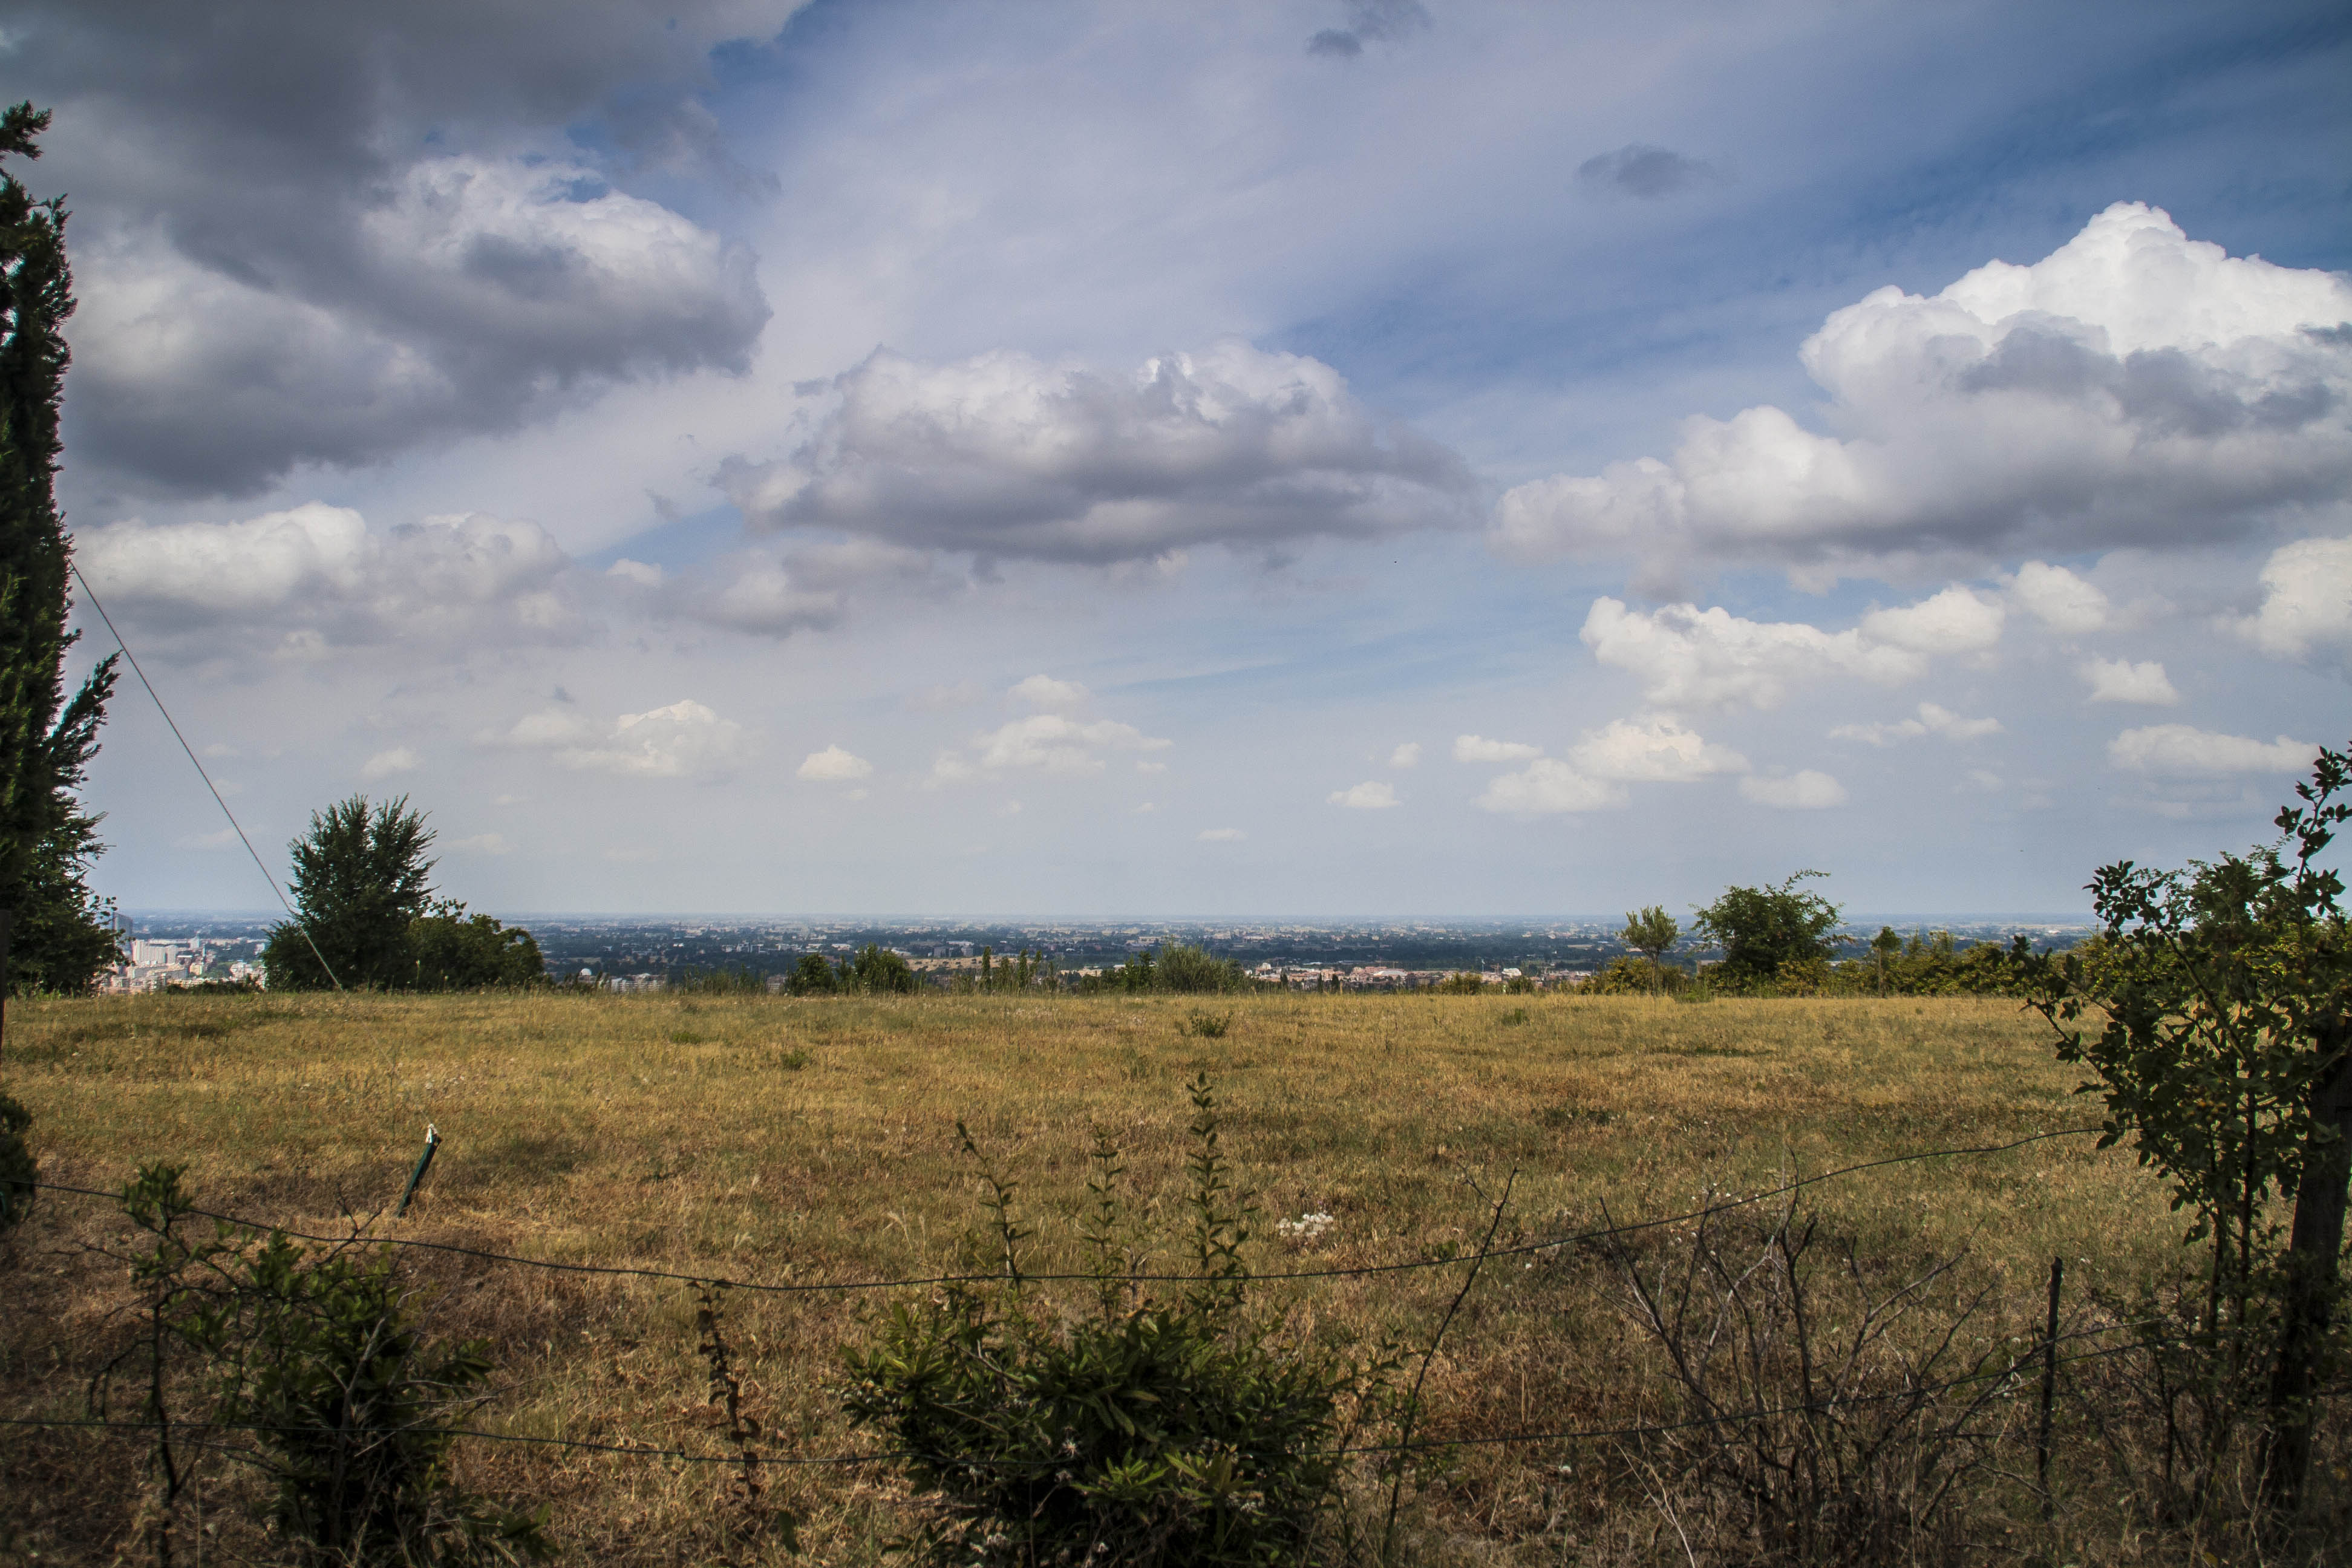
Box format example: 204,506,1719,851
0,1332,2158,1472
27,1123,2105,1296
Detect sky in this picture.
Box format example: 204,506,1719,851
14,0,2351,917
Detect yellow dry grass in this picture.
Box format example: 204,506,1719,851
1,990,2186,1564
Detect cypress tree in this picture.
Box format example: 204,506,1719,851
0,102,121,1005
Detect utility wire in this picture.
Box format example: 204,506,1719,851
67,560,343,991
27,1125,2106,1296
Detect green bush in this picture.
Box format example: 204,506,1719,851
409,903,546,990
1156,943,1243,994
112,1165,550,1566
0,1091,34,1234
843,1077,1372,1566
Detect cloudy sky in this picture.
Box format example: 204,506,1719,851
21,0,2352,916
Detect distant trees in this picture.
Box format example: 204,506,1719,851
263,795,541,991
0,102,122,998
410,904,544,991
786,944,915,996
1691,871,1842,990
1620,905,1680,996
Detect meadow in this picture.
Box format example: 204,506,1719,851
0,988,2308,1564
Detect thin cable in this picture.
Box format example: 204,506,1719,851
0,1333,2158,1471
68,560,343,991
26,1125,2106,1296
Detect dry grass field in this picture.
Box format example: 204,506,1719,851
0,988,2299,1564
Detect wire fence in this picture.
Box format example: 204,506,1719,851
22,1125,2104,1296
8,1123,2130,1475
0,1315,2155,1472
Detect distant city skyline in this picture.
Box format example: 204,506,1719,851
21,1,2348,916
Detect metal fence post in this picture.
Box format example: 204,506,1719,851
396,1123,442,1218
2037,1254,2063,1517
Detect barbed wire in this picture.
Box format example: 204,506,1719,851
28,1123,2104,1295
0,1330,2157,1472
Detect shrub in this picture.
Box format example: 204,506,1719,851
843,1077,1371,1566
786,951,837,996
107,1165,550,1566
0,1090,33,1235
1156,943,1243,995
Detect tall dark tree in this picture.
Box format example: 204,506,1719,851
263,796,437,990
0,102,120,1001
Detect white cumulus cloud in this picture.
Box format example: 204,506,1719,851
2231,536,2352,665
2108,725,2316,777
2011,561,2111,633
1198,827,1247,841
2082,658,2180,705
1830,702,2003,746
1494,203,2352,584
1388,742,1422,768
1328,780,1400,809
77,502,574,646
722,341,1474,565
1579,589,1998,712
1739,771,1849,809
361,747,419,781
797,745,874,782
1475,759,1624,815
935,711,1173,780
1473,714,1745,814
495,698,750,780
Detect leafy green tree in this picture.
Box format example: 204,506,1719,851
785,951,838,996
408,903,544,990
262,795,436,990
1691,871,1842,990
1869,926,1903,995
849,942,916,994
0,103,120,999
2027,740,2351,1509
1621,904,1681,996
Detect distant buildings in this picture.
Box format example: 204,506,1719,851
100,936,261,994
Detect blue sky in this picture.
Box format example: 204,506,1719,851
16,0,2351,915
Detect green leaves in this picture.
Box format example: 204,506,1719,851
263,794,438,990
845,1082,1365,1566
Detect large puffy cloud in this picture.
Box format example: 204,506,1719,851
2081,658,2180,705
721,341,1475,564
495,697,751,779
1495,204,2352,583
75,502,575,645
24,1,789,495
1579,586,2001,711
2108,725,2316,777
71,159,766,494
2231,536,2352,667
